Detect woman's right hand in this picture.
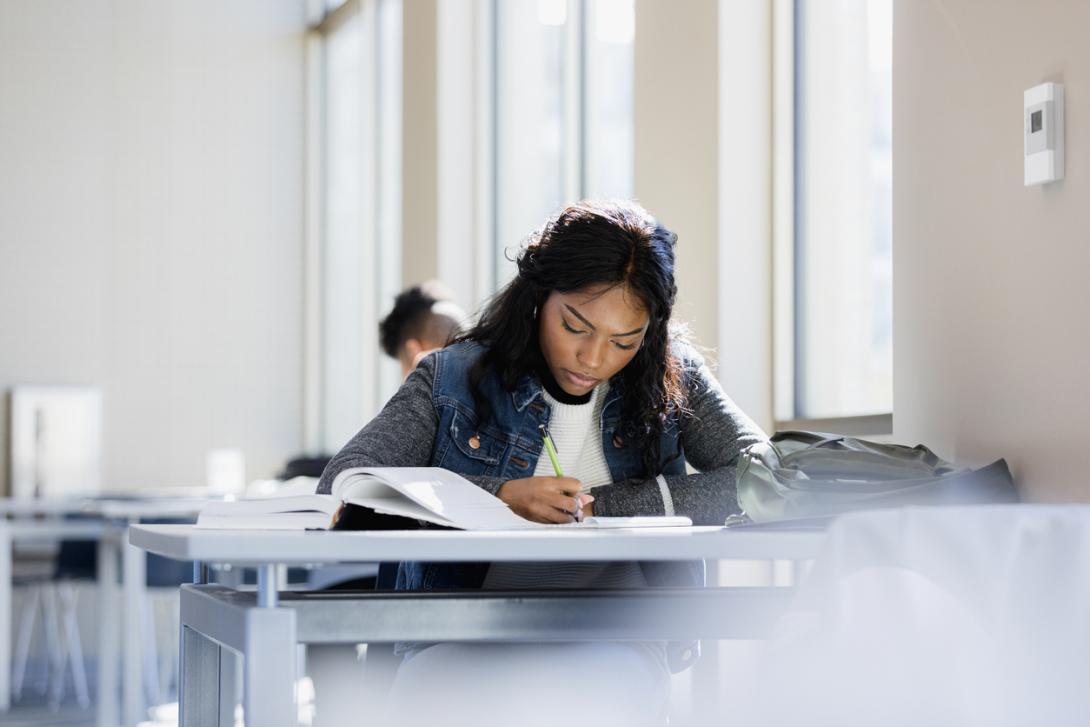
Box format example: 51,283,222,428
497,476,594,523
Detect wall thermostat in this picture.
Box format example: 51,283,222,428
1024,82,1064,186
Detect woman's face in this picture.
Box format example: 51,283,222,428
538,284,650,396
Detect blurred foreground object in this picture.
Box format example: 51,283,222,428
734,505,1090,727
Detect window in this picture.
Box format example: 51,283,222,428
308,0,402,452
307,0,636,450
584,0,635,199
775,0,892,428
491,0,635,288
493,1,566,284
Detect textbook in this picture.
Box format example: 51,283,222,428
195,467,692,531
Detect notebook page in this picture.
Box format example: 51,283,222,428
336,467,522,529
577,516,692,528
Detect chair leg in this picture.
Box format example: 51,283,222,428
60,583,91,709
142,589,161,707
11,585,40,699
37,584,59,696
43,585,67,709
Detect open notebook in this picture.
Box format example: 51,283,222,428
196,467,692,531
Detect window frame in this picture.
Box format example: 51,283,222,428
771,0,892,437
305,0,403,453
484,0,634,293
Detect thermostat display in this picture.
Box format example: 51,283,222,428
1024,83,1064,186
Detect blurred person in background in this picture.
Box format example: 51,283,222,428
379,280,467,378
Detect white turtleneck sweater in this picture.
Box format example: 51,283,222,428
482,382,647,590
533,383,613,490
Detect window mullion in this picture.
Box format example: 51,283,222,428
772,0,797,423
563,0,585,201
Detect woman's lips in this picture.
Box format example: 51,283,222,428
563,369,600,388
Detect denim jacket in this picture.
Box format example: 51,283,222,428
319,340,768,673
401,340,699,591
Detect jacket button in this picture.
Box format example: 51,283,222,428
612,435,625,448
468,435,481,450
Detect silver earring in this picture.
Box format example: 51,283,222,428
532,305,539,319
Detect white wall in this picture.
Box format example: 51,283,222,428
0,0,308,492
718,0,773,432
894,0,1090,501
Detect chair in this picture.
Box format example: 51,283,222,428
10,515,196,713
11,519,98,710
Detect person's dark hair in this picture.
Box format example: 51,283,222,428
457,199,687,478
379,281,463,359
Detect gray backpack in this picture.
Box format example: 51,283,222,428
736,431,1017,523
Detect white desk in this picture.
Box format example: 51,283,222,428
130,524,827,727
1,497,210,727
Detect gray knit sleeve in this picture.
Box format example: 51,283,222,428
316,354,505,496
589,350,768,525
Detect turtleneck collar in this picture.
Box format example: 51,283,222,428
536,364,593,405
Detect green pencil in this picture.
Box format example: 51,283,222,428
538,424,564,477
540,424,583,522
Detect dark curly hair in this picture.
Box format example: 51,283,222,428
379,281,463,359
456,199,688,479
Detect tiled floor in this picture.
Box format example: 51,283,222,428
1,701,96,727
3,648,352,727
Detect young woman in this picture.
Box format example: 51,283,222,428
318,199,766,725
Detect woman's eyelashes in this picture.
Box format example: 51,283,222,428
561,319,584,335
561,318,636,351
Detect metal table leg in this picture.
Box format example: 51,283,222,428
122,521,146,727
0,524,11,714
179,565,297,727
97,531,120,727
245,564,296,726
242,606,297,726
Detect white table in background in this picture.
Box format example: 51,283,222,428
85,498,209,727
1,496,212,727
130,523,827,727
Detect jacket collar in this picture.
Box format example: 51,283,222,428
511,373,545,412
601,375,624,417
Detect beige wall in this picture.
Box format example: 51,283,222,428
0,0,307,491
402,0,439,286
635,0,721,354
894,0,1090,501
